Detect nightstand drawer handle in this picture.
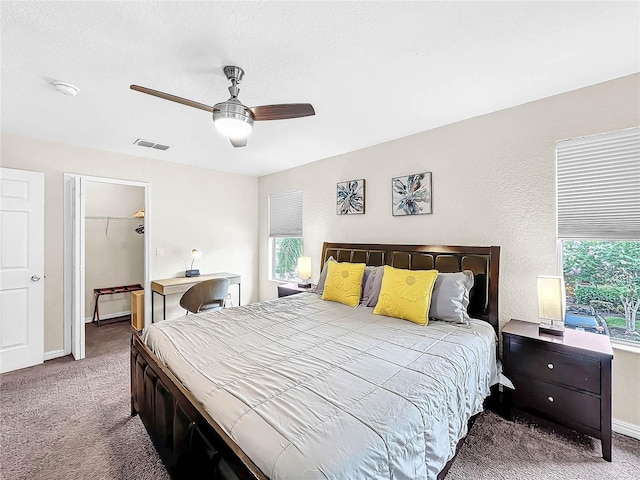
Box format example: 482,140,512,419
547,396,554,403
547,363,554,370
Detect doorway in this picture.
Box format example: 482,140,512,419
64,175,150,360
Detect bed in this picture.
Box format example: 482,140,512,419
131,242,500,479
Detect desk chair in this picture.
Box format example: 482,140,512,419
179,278,230,314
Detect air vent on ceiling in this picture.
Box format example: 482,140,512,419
133,138,170,151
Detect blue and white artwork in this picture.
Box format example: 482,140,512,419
392,172,432,216
336,179,365,215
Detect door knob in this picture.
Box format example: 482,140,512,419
31,275,41,282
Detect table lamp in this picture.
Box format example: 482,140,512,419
297,256,312,288
537,275,565,336
186,249,202,277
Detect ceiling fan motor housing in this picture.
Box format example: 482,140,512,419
212,98,254,137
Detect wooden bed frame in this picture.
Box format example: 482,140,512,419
131,242,500,479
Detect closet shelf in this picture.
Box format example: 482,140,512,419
86,216,143,221
86,216,145,236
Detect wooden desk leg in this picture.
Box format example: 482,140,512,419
151,291,155,323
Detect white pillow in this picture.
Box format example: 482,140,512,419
429,270,474,323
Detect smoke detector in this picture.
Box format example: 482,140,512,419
52,82,79,96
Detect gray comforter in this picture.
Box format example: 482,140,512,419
143,292,497,479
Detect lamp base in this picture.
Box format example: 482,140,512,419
539,322,565,337
185,269,200,277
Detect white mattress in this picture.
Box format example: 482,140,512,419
143,292,497,480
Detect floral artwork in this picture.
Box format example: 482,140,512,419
392,172,432,216
337,179,365,215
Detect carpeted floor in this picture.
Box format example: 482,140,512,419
447,412,640,480
1,321,639,479
0,321,169,480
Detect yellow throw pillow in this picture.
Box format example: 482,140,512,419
321,261,366,307
373,266,439,325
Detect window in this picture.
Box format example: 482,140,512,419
557,127,640,344
269,191,303,281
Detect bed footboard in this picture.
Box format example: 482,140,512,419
130,332,266,480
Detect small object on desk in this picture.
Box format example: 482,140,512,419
186,248,202,277
502,318,613,462
278,282,315,298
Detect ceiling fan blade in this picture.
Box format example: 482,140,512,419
130,85,215,113
249,103,315,121
230,137,248,148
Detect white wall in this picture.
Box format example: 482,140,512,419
258,73,640,427
84,182,145,319
0,133,259,352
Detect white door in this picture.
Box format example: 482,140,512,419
0,168,45,374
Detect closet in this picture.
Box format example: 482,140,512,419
84,181,145,329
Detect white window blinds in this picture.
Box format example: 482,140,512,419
557,127,640,240
269,190,303,237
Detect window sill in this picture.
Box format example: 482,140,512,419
611,339,640,354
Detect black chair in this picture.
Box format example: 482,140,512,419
179,278,230,314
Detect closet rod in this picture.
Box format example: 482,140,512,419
85,216,142,221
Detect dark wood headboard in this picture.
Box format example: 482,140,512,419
320,242,500,333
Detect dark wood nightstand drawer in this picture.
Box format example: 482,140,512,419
507,338,600,394
510,373,601,431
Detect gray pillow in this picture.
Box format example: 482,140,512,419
429,270,474,323
312,256,335,294
361,266,384,306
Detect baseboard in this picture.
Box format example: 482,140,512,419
85,310,131,323
613,418,640,440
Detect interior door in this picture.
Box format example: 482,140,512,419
0,167,45,374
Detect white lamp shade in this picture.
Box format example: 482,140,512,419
537,276,566,322
191,249,202,259
297,257,312,280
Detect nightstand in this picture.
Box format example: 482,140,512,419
502,319,613,461
277,282,315,298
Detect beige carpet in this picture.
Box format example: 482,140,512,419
1,321,638,479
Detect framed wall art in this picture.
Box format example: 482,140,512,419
336,179,365,215
392,172,432,216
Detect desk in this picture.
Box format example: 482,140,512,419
150,272,241,322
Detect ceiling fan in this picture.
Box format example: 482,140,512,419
130,66,315,148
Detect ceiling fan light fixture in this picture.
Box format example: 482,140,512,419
213,99,254,138
214,115,253,138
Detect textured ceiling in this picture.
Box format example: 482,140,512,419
1,1,638,177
